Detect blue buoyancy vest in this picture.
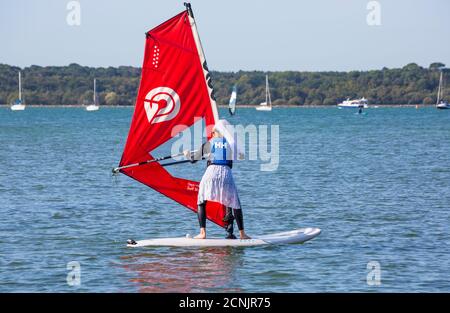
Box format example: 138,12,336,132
210,137,233,167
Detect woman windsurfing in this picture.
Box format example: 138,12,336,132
184,120,251,240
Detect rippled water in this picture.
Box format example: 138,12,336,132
1,107,449,292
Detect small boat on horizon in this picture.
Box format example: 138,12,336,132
337,97,368,109
85,78,99,111
256,74,272,111
10,71,25,111
436,70,450,110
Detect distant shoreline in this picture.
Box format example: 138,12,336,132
1,63,443,107
1,104,431,108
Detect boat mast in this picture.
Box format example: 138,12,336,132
93,78,97,105
437,71,442,105
18,71,22,102
267,75,272,108
184,2,219,122
264,75,268,105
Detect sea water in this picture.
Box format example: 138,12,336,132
0,107,449,292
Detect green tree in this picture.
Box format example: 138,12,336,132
105,92,119,105
0,62,446,106
429,62,445,70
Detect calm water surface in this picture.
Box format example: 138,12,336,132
0,107,449,292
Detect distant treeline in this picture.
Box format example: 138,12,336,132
0,62,447,106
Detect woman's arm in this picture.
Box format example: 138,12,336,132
184,141,211,163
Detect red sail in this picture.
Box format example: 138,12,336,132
119,10,226,227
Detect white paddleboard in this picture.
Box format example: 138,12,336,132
126,227,321,247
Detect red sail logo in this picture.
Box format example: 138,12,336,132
144,87,181,124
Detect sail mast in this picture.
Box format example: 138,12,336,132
437,71,442,105
93,78,97,105
265,75,268,105
184,2,219,122
18,71,22,102
267,75,272,108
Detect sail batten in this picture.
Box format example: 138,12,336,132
117,7,226,227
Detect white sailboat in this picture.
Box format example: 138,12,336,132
86,78,99,111
10,71,25,111
228,85,237,115
256,74,272,111
436,70,450,109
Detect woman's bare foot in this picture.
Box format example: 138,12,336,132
239,230,251,239
194,228,206,239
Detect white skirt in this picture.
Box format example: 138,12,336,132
197,165,241,209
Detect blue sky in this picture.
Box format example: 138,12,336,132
1,0,449,71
